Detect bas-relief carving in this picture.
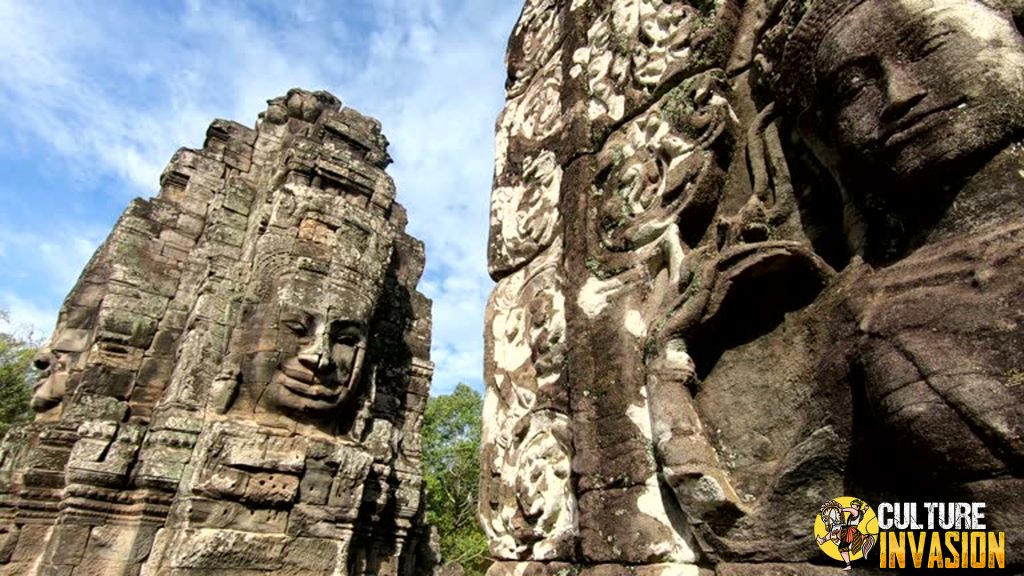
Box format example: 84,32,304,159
509,54,565,144
481,243,575,561
661,0,1024,567
0,89,435,576
484,0,1024,572
591,71,733,261
571,0,736,124
506,0,564,98
747,0,1024,562
485,0,750,570
488,151,563,278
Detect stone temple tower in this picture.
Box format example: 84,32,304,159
0,89,435,576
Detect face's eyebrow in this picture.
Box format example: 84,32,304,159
816,41,864,84
279,307,314,324
329,320,366,334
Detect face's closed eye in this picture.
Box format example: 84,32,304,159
830,60,879,105
281,311,314,339
328,321,366,370
330,322,364,347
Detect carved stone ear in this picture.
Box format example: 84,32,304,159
347,342,367,392
209,364,242,415
349,365,377,440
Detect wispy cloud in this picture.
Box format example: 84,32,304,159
0,226,106,338
0,0,519,392
0,292,56,343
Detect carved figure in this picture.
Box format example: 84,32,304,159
483,0,1024,573
268,303,367,416
766,0,1024,475
224,205,394,437
774,0,1024,261
733,0,1024,566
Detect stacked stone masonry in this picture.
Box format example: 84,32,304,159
0,89,435,576
482,0,1024,574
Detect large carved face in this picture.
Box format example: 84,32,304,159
232,254,380,427
31,328,91,413
264,304,368,415
809,0,1024,184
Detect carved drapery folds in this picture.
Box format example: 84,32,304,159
0,89,434,576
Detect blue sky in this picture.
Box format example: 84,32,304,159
0,0,523,394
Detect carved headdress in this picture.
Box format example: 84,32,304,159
248,192,396,323
754,0,870,111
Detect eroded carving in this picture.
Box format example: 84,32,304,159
488,151,563,278
481,243,574,561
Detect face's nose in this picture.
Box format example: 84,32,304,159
33,349,54,373
297,331,334,375
881,62,927,123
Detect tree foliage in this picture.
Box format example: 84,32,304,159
0,311,37,436
422,383,489,575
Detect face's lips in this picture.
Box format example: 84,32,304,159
275,363,347,401
883,98,967,149
280,364,317,384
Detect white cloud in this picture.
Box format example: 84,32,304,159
0,227,104,342
0,292,56,344
36,235,105,290
0,0,520,394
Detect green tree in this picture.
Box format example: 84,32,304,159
422,383,489,575
0,311,37,436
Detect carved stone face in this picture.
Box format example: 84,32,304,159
264,306,367,415
31,349,68,413
234,263,378,426
30,328,91,413
810,0,1024,183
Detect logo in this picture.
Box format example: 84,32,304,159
813,499,1007,569
814,496,879,571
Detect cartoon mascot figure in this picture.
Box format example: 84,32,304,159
816,499,876,571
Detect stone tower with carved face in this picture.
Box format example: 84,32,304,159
0,89,434,576
482,0,1024,574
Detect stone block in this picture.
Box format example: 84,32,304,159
10,525,51,562
183,499,289,534
166,530,287,570
242,472,299,505
44,524,91,564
